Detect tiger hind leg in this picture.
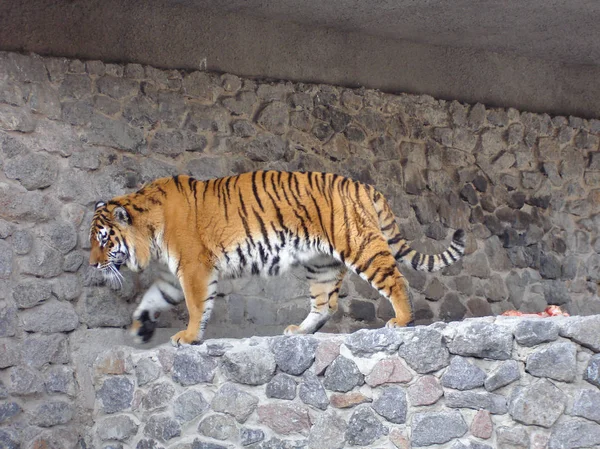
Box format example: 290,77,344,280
284,258,346,335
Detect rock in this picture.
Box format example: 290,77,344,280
241,428,265,446
0,303,17,337
585,354,600,388
514,320,560,346
96,76,139,99
441,357,486,390
330,391,372,408
136,439,164,449
365,358,413,387
31,400,74,427
445,391,508,414
323,356,364,392
298,372,329,410
142,382,176,410
571,389,600,424
0,428,19,449
560,316,600,352
509,379,566,427
8,365,44,395
221,346,276,385
44,366,76,395
313,339,341,375
345,406,386,446
211,383,259,423
448,321,513,360
271,336,317,375
51,273,82,300
198,414,237,440
411,411,468,447
389,428,410,449
407,375,444,406
496,426,529,449
0,402,21,424
371,386,407,424
21,243,63,278
398,327,450,373
257,102,288,135
20,299,79,333
470,410,493,439
97,376,134,414
13,278,53,309
243,134,286,162
41,220,78,254
94,347,133,375
344,328,403,356
257,403,311,436
172,347,217,386
97,415,139,441
525,342,577,382
4,152,58,190
174,390,210,423
182,72,214,101
266,373,297,400
135,358,161,386
548,419,600,449
484,360,521,392
543,280,571,305
307,411,347,449
0,104,36,132
223,91,257,116
144,414,181,442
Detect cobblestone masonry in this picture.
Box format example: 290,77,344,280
1,51,600,447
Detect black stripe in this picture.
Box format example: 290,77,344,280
269,171,282,202
239,191,248,217
238,211,255,246
159,287,181,306
359,250,389,275
172,175,183,192
428,256,435,272
441,252,449,266
396,245,412,259
224,177,233,204
236,246,247,267
131,204,146,213
387,235,404,245
252,171,265,212
411,253,421,270
253,208,272,252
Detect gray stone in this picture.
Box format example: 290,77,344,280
308,411,346,449
0,381,7,399
448,321,513,360
441,357,486,390
98,415,139,441
526,342,577,382
221,346,276,385
21,243,63,278
0,241,13,280
174,389,210,423
257,403,311,436
135,358,161,386
0,340,20,369
344,328,403,357
0,220,13,239
371,386,407,424
543,280,571,305
0,402,21,424
9,365,44,395
445,391,508,414
548,419,600,449
97,76,139,99
407,375,444,406
31,400,74,427
514,320,560,346
80,288,132,328
97,376,134,414
222,91,257,116
299,372,329,410
323,356,364,392
0,428,19,449
182,71,214,101
4,152,58,190
198,414,237,440
241,428,265,446
172,347,217,386
144,414,181,442
232,119,257,137
398,327,450,374
211,383,259,423
509,379,566,427
0,302,17,337
572,389,600,423
451,441,492,449
243,134,287,162
411,411,468,447
266,373,297,400
45,365,76,395
13,278,53,308
257,101,288,135
51,273,82,301
142,382,176,410
22,333,69,368
136,439,164,449
348,299,376,321
82,114,144,152
150,129,207,156
42,220,78,254
585,354,600,388
20,299,79,332
496,426,529,449
271,336,317,375
560,316,600,352
345,405,386,446
484,360,521,391
0,104,36,132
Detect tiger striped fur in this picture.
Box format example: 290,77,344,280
89,171,466,346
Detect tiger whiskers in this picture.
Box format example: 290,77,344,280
99,262,124,290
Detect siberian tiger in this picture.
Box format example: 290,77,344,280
89,171,465,346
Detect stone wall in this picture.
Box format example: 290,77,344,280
87,317,600,449
1,50,600,447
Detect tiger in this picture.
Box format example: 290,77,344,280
89,170,466,346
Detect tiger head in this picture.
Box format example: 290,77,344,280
89,200,135,288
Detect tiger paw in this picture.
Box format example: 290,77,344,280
385,317,410,328
283,324,304,335
130,311,158,343
170,330,202,347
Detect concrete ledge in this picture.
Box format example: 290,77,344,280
2,0,600,117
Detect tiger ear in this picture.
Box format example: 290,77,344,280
113,206,131,225
95,201,106,210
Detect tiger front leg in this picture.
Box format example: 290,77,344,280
170,268,217,347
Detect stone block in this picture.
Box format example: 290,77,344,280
97,376,134,414
265,373,297,400
13,278,53,309
371,386,407,424
560,316,600,352
4,152,58,190
484,360,521,392
526,342,577,382
0,302,17,337
31,400,74,427
143,414,181,442
441,356,486,390
97,415,139,441
22,333,69,368
211,383,258,423
135,358,161,386
271,335,317,375
445,391,508,414
509,379,566,427
571,389,600,424
240,428,265,446
330,391,372,409
514,320,560,346
585,354,600,388
257,403,311,436
221,346,275,385
548,419,600,449
345,406,386,446
398,327,450,373
299,372,329,410
365,358,413,387
173,389,210,423
470,410,493,439
448,321,513,360
142,382,176,410
407,375,443,406
344,328,403,357
20,299,79,332
411,411,468,447
0,402,21,425
198,414,237,441
323,356,364,392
